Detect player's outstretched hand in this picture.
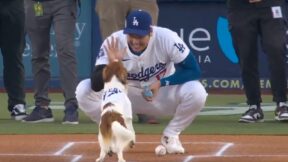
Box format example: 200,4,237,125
104,36,127,63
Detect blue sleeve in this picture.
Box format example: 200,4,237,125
160,52,201,86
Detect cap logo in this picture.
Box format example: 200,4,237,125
132,17,139,26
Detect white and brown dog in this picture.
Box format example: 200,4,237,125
96,61,135,162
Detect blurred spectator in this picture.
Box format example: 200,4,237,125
23,0,79,124
96,0,159,40
227,0,288,123
0,0,27,121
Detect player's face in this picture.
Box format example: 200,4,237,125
127,34,150,53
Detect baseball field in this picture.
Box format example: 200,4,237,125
1,92,288,162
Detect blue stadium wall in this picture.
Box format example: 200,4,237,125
1,0,288,90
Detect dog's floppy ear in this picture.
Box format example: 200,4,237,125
102,65,112,83
115,62,127,85
116,63,128,85
103,61,128,84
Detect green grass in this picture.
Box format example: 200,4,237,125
1,92,288,135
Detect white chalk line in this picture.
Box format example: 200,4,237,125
53,142,82,162
183,156,195,162
71,155,82,162
54,142,75,155
1,153,288,158
183,142,234,162
184,154,288,158
0,153,78,157
215,142,234,156
0,141,228,162
1,141,287,162
73,141,230,144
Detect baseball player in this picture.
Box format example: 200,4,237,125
76,10,207,154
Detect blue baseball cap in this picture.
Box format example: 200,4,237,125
124,10,152,36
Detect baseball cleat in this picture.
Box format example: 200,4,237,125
161,136,185,154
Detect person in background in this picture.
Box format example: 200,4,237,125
0,0,27,121
76,10,207,154
95,0,159,124
227,0,288,123
96,0,158,40
23,0,79,124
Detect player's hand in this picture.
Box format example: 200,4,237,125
142,85,153,102
104,36,127,63
142,81,161,102
150,81,161,98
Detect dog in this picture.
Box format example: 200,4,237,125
96,61,135,162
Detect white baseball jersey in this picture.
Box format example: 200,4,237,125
96,26,190,88
101,87,132,119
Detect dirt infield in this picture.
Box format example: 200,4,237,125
0,134,287,162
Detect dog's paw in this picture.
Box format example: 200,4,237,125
129,140,135,148
107,150,113,157
95,158,103,162
118,159,126,162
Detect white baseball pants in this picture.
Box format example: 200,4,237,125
76,79,207,137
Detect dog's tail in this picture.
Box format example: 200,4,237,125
111,121,135,141
100,110,133,145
